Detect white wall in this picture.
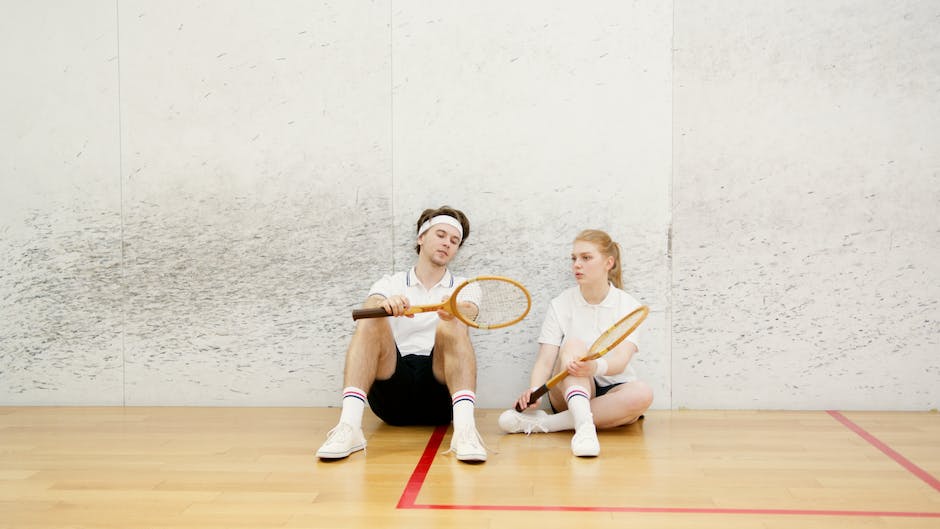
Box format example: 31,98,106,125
1,1,937,410
672,0,940,409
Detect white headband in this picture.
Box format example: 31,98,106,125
417,214,464,240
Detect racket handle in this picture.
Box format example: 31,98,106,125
515,385,549,412
352,307,392,320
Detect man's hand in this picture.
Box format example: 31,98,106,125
379,295,413,318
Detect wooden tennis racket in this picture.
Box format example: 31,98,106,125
351,276,532,330
516,305,649,411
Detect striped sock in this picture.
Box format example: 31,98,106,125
338,387,367,430
564,385,593,429
542,410,575,432
451,390,476,431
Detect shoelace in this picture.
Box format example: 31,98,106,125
325,424,350,443
518,415,549,435
442,427,488,456
326,425,348,441
323,423,367,454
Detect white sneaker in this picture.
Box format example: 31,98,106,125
498,409,550,434
571,423,599,457
316,422,366,460
446,426,487,463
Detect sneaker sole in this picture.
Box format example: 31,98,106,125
316,444,365,460
573,451,599,458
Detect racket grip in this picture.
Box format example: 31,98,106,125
352,307,392,320
515,385,549,412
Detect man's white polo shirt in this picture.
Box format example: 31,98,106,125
368,267,466,356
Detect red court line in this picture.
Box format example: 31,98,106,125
827,410,940,493
397,413,940,518
407,504,940,517
397,425,448,508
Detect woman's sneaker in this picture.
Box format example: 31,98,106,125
571,422,600,457
498,409,550,434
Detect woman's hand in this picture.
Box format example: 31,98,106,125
566,359,596,378
515,387,540,411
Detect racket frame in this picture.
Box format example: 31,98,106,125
351,275,531,330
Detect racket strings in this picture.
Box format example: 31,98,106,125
456,279,530,328
591,308,647,353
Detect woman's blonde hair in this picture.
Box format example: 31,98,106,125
574,229,623,289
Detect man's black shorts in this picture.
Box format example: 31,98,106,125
367,349,452,426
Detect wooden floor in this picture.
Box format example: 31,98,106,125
1,407,938,529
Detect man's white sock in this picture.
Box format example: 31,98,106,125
451,390,477,431
338,386,367,430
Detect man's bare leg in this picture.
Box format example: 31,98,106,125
433,319,486,462
317,318,397,460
